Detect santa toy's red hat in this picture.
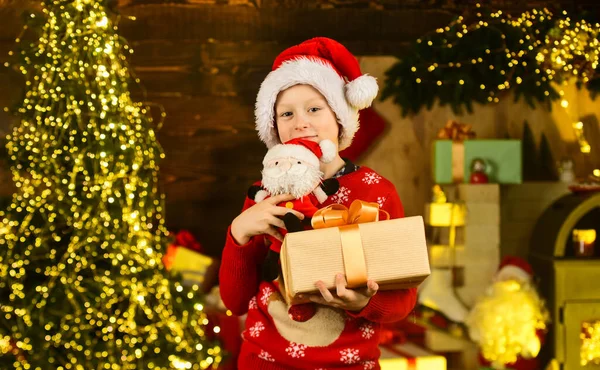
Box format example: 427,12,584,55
495,256,534,283
255,37,379,151
262,138,336,167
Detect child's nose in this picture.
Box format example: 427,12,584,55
294,115,310,129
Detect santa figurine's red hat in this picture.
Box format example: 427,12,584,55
495,256,534,283
255,37,379,151
262,138,336,168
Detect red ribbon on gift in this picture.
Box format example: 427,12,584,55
379,327,408,346
381,343,418,370
163,230,203,270
174,230,203,253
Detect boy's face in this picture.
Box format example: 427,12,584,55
274,84,340,148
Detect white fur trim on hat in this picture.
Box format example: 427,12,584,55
255,57,359,151
319,139,336,163
263,143,320,168
345,74,378,110
496,265,531,283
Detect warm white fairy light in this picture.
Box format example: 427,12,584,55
0,0,220,368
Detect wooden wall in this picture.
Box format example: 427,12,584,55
0,0,598,258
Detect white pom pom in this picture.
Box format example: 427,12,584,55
345,74,379,110
255,190,269,202
319,139,337,163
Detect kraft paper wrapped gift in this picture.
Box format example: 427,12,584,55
279,211,431,305
432,139,522,184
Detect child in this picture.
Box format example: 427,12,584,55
219,37,417,370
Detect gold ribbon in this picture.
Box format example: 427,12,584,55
437,120,476,183
311,200,390,288
437,120,476,141
451,142,465,183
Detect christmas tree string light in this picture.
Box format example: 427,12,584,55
581,320,600,366
382,4,600,115
0,0,220,368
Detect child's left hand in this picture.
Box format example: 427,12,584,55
305,273,379,312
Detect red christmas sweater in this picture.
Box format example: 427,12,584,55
219,165,417,370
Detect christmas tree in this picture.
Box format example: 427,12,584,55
0,0,221,368
538,133,558,181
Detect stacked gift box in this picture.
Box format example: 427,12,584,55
378,320,448,370
162,230,220,293
432,120,522,185
279,200,431,305
429,120,521,307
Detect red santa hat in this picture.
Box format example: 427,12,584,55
495,256,534,283
263,138,336,168
255,37,379,151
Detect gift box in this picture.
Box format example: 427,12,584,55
379,341,447,370
424,202,465,227
279,201,430,305
433,139,522,184
163,245,219,293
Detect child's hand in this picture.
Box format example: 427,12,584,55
231,193,305,245
306,273,378,312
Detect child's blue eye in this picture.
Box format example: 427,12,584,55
309,107,321,113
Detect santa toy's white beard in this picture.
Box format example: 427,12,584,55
262,164,323,199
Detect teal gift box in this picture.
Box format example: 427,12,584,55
433,140,522,184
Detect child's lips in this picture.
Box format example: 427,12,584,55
298,135,318,141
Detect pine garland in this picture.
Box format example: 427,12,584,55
381,5,600,116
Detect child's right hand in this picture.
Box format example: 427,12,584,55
231,194,305,245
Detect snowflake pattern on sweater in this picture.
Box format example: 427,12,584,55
362,360,377,369
330,186,351,204
360,322,375,339
219,164,417,370
249,321,265,338
362,172,382,185
340,348,361,365
286,342,307,358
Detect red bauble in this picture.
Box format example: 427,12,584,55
470,171,489,184
288,303,317,322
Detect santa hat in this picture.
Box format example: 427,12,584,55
496,256,534,283
263,138,336,168
255,37,379,150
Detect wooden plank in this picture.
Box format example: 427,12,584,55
464,203,499,225
501,182,569,201
158,130,264,162
162,174,257,202
116,4,454,52
132,68,264,98
464,225,500,246
165,197,246,257
128,40,281,69
458,184,500,203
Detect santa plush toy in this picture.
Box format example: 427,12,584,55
465,256,549,370
248,137,340,282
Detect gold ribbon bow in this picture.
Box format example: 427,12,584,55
437,120,476,141
437,120,477,183
310,200,390,288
